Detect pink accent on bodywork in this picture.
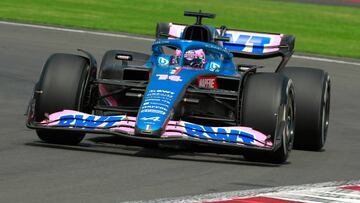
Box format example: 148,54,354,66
164,121,272,148
42,110,136,135
40,110,272,148
168,23,186,39
98,84,118,106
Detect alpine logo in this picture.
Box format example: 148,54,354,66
209,62,220,72
140,116,161,122
158,57,169,66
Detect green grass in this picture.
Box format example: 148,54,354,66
0,0,359,58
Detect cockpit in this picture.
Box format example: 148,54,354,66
153,41,227,72
171,49,207,69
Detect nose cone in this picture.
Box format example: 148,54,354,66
135,85,177,137
135,66,200,137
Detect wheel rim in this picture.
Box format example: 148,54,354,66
321,78,331,144
282,91,295,155
285,95,295,151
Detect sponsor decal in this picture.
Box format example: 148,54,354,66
205,44,227,53
140,89,176,116
140,116,161,122
223,31,281,54
154,40,170,45
197,76,218,89
158,56,169,66
140,109,166,115
184,123,254,144
156,74,182,82
57,115,124,128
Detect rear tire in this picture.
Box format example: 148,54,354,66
279,67,330,150
155,22,170,39
241,73,295,164
35,54,92,145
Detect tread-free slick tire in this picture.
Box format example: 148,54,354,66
155,22,170,39
35,54,91,145
241,73,295,164
279,67,330,150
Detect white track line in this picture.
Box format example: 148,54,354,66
292,55,360,66
0,21,153,41
1,21,359,66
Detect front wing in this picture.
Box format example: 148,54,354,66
27,110,274,151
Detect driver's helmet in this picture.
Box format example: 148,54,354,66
172,49,206,68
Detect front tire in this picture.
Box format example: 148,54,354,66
241,73,295,164
279,67,331,150
35,54,92,145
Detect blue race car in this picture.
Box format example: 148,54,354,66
26,11,331,164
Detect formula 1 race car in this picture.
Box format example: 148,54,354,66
26,11,331,164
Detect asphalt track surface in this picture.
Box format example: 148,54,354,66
0,22,359,203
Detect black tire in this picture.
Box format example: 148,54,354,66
99,50,150,80
279,67,330,150
35,54,91,145
155,22,170,39
241,73,295,164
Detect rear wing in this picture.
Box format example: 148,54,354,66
223,30,294,58
157,23,295,71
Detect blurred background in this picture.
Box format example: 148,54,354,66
0,0,359,58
